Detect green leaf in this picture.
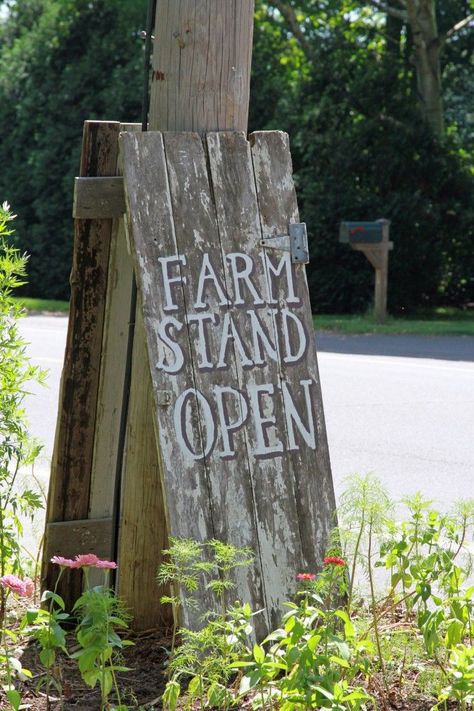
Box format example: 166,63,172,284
41,590,65,610
253,643,265,664
330,655,350,668
446,619,464,648
82,669,100,688
163,681,181,711
100,670,113,699
187,675,202,697
78,648,100,673
39,648,55,667
6,688,21,711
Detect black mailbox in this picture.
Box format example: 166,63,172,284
339,220,388,244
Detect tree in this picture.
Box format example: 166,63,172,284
269,0,474,136
251,1,474,312
0,0,146,299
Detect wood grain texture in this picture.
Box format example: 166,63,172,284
42,121,121,604
88,122,140,589
206,131,303,629
45,519,113,561
73,177,125,219
163,131,267,630
120,131,216,627
121,130,337,632
150,0,254,133
250,131,337,572
116,308,171,631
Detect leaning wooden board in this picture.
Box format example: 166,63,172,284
120,130,336,630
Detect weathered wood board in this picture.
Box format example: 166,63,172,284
121,130,336,630
42,121,122,602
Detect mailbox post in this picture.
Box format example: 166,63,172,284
339,219,393,322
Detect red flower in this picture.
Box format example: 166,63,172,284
323,556,346,567
296,572,316,581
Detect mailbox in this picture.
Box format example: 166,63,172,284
339,220,389,244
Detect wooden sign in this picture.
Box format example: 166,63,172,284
121,130,336,630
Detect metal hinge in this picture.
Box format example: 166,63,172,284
260,223,309,264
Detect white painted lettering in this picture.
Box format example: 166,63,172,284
174,388,215,460
247,309,279,365
263,252,300,305
281,309,307,363
248,383,284,457
158,255,186,311
226,253,264,306
281,379,316,450
187,313,216,369
217,312,253,369
194,253,229,309
214,386,248,458
156,316,184,373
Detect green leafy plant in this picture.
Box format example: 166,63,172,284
234,563,373,711
158,537,254,652
435,643,474,711
0,574,34,710
22,554,133,711
0,202,45,626
158,539,255,710
22,588,69,706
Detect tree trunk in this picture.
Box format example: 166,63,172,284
149,0,255,133
406,0,444,135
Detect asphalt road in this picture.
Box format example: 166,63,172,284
316,333,474,505
18,316,474,518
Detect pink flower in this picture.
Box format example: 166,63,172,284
24,577,35,597
296,573,316,581
51,556,78,568
323,556,346,567
1,574,34,597
95,560,117,569
74,554,99,567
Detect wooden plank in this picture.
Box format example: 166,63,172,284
45,519,113,561
73,177,125,219
250,131,337,571
150,1,254,133
88,123,140,584
206,131,305,629
116,308,171,631
162,131,268,630
42,120,121,604
87,219,133,591
120,131,216,627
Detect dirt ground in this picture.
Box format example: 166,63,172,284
2,629,170,710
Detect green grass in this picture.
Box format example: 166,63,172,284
13,297,69,314
313,308,474,336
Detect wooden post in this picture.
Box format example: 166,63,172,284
351,220,393,323
149,0,254,133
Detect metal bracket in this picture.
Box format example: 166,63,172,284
260,223,309,264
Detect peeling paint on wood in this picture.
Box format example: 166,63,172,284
120,130,336,632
